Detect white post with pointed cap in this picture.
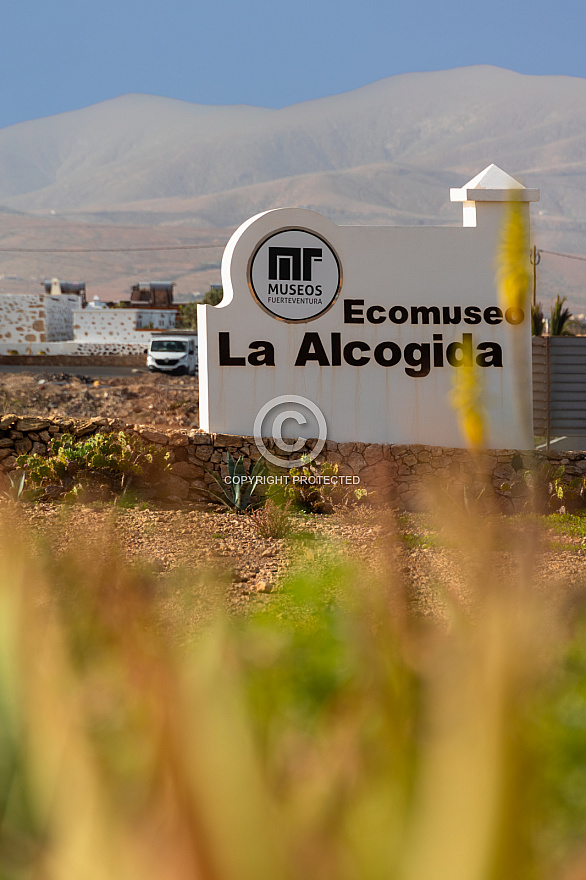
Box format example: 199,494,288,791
450,163,539,228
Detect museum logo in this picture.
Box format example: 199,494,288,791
248,228,341,322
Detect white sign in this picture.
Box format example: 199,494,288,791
198,165,539,449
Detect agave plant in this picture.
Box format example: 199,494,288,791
0,470,26,502
205,453,266,511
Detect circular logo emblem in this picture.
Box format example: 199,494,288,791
248,228,341,322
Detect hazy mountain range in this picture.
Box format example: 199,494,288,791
0,65,585,306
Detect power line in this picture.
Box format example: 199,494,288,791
539,249,586,263
1,243,584,262
0,243,227,253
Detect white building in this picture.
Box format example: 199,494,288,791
0,293,176,356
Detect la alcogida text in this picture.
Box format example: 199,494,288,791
218,298,524,379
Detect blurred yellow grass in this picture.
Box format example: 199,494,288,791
0,499,581,880
451,196,532,451
497,200,530,315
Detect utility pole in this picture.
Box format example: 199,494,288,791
530,245,541,307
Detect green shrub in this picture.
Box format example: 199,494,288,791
500,462,586,514
272,457,368,514
177,287,223,330
16,430,170,503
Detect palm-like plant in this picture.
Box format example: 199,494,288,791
531,302,545,336
550,295,573,336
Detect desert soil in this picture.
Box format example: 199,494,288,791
13,503,586,630
0,369,199,430
2,369,586,623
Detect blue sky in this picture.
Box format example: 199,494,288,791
2,0,585,129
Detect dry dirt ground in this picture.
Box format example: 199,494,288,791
2,369,586,624
0,370,199,430
11,503,586,630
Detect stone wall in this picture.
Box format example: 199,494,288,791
62,341,151,356
0,413,583,510
0,340,154,357
72,308,175,344
0,297,176,356
0,294,77,349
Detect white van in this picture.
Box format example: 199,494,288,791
147,333,198,376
